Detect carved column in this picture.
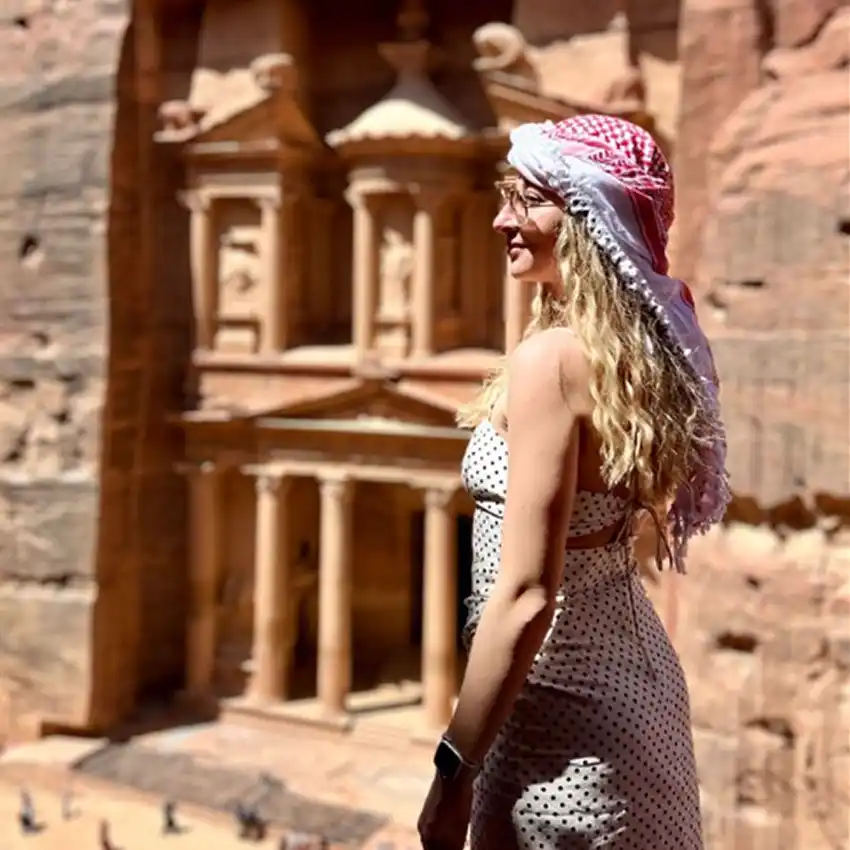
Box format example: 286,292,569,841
257,195,284,352
422,486,457,730
412,193,444,357
504,257,531,353
248,471,292,703
346,188,378,358
317,474,354,718
185,461,222,698
182,190,218,349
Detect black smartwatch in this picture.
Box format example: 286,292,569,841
433,736,480,783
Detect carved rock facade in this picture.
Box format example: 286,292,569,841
0,1,846,847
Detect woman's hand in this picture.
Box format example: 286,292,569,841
417,772,473,850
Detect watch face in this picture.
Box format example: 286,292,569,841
434,740,461,780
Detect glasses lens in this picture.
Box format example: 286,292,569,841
497,181,526,218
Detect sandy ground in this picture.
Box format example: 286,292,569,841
0,773,283,849
0,764,419,849
0,727,425,849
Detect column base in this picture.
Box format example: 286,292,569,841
220,687,451,754
244,683,289,707
220,695,353,736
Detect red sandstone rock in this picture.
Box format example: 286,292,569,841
0,4,847,850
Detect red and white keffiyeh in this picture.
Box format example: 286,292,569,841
507,114,730,570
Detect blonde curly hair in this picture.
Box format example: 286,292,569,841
457,210,711,516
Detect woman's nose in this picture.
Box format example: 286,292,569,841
493,201,519,232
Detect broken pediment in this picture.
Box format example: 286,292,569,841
480,74,587,133
189,91,320,153
471,23,570,132
257,380,459,428
471,22,645,136
157,55,320,155
477,72,653,139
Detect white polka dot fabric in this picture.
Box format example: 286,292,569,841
461,421,703,849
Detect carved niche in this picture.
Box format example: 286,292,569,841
433,191,504,353
213,200,264,354
374,197,416,357
164,43,325,356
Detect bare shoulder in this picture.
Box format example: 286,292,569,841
508,329,591,417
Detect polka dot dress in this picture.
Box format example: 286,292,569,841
461,422,704,850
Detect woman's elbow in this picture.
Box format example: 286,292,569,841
494,582,554,631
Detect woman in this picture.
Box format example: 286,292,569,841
417,115,729,850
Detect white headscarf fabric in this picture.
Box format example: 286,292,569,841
507,115,730,571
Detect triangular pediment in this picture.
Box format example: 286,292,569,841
480,73,649,137
259,380,459,428
187,90,321,151
482,73,590,132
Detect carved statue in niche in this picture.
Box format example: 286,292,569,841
216,213,262,353
375,203,414,357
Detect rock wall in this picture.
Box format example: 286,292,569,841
0,0,129,739
680,517,849,848
94,3,195,724
0,0,194,739
672,1,850,846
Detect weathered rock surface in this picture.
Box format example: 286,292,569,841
0,0,128,737
671,4,850,845
678,519,850,849
700,35,850,333
686,2,850,502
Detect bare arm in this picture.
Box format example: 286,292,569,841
444,329,588,767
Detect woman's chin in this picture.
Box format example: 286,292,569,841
508,264,540,283
507,255,534,279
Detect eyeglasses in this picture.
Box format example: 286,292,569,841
495,179,559,219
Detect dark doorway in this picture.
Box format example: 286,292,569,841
409,512,475,650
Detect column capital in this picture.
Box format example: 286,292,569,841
412,187,450,214
343,185,381,213
255,470,290,496
423,485,456,511
254,193,281,212
317,473,353,504
178,189,211,214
